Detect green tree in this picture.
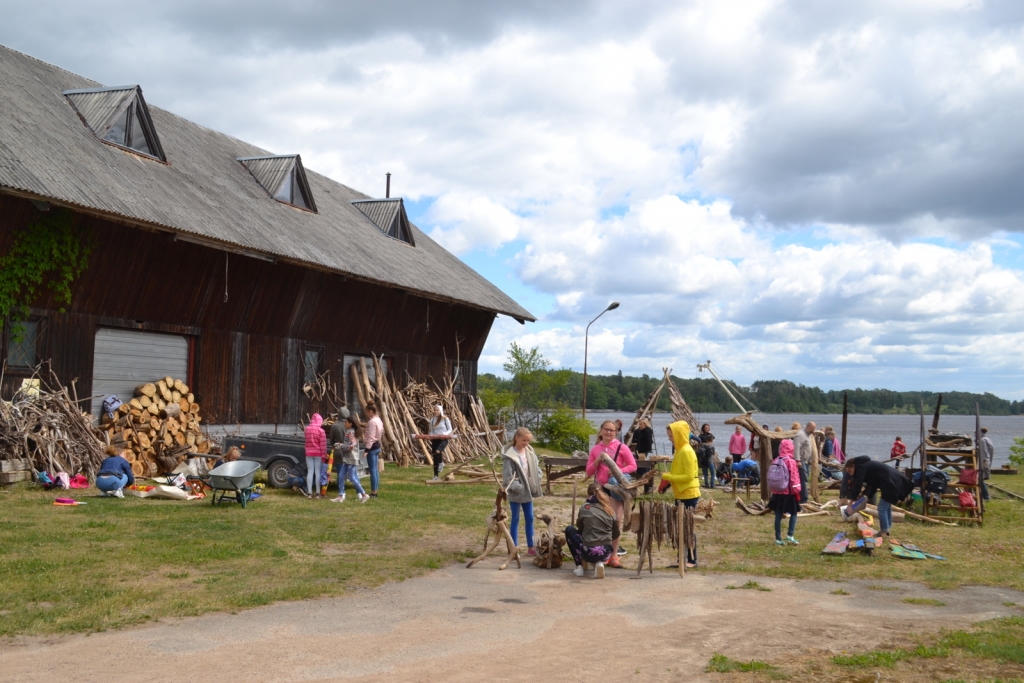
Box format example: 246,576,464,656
1009,437,1024,469
537,404,594,453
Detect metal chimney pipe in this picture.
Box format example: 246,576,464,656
386,172,391,198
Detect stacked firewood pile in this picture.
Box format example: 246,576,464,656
349,356,503,467
101,377,209,477
0,369,107,481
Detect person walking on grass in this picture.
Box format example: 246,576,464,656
501,427,543,556
414,404,453,480
363,403,383,498
659,420,700,568
586,419,637,568
331,416,369,504
979,427,994,501
728,425,747,466
304,413,327,498
791,421,815,504
698,423,717,488
767,439,802,546
565,483,618,579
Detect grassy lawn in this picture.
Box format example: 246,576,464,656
536,471,1024,590
603,473,1024,591
3,454,1024,638
704,616,1024,682
0,463,494,636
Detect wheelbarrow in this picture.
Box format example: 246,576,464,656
208,460,261,507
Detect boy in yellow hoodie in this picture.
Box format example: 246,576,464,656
660,420,701,567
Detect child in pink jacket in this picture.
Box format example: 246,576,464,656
767,439,802,546
304,414,327,498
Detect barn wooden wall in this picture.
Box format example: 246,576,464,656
0,195,493,423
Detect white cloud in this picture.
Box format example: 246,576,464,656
3,0,1024,395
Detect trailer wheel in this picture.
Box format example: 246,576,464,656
266,459,292,489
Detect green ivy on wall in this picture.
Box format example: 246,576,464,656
0,208,93,340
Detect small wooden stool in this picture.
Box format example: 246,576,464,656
732,477,752,500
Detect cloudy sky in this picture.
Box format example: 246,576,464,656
4,0,1024,396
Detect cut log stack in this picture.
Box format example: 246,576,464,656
348,356,502,467
101,376,209,478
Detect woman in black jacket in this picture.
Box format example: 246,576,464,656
632,419,654,460
842,455,913,537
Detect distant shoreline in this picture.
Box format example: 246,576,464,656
581,409,1022,417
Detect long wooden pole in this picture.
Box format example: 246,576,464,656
919,398,926,475
841,392,849,456
932,394,943,431
976,402,984,515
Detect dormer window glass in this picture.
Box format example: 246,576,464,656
238,155,317,212
63,85,166,162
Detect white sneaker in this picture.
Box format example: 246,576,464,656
360,493,370,503
594,562,605,579
573,566,585,577
113,489,124,499
330,496,345,503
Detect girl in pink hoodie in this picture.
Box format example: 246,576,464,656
767,439,802,546
304,414,327,498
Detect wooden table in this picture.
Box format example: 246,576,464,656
732,477,752,500
542,456,669,494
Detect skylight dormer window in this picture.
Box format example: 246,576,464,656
238,155,317,213
351,198,415,246
63,85,166,162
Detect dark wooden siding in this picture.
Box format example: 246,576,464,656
0,195,495,422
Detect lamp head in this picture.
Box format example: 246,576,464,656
607,301,620,311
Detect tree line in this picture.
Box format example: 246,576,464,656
480,369,1023,416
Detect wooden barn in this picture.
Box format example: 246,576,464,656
0,45,534,425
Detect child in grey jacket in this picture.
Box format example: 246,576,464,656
501,427,543,555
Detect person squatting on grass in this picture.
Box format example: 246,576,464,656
660,420,700,568
304,413,327,498
95,444,134,498
841,455,914,537
414,405,454,480
564,483,619,579
501,427,543,555
363,403,384,498
586,419,637,567
332,415,369,504
767,439,802,546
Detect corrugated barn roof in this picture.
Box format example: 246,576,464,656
0,45,534,322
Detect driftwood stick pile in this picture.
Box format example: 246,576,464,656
466,489,521,570
665,369,699,428
0,367,106,480
633,499,696,578
353,356,501,467
103,376,209,477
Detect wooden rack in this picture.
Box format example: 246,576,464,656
922,445,984,525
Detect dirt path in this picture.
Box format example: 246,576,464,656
2,562,1021,682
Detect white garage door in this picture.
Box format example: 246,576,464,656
92,328,189,417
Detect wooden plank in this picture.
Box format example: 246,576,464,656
0,471,32,484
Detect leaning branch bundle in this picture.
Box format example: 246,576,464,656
353,357,502,467
0,367,106,480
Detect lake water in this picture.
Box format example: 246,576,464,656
586,411,1023,468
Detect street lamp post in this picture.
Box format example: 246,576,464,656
582,301,619,419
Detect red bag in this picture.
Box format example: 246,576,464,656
69,474,89,489
958,468,979,486
958,490,976,509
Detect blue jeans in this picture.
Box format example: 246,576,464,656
775,508,798,540
701,465,716,489
510,501,535,548
366,445,380,493
96,473,127,492
981,479,989,501
877,498,893,534
305,457,320,495
798,463,808,504
339,463,365,496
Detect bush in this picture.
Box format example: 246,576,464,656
537,405,593,454
1009,437,1024,469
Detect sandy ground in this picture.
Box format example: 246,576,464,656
2,562,1021,683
